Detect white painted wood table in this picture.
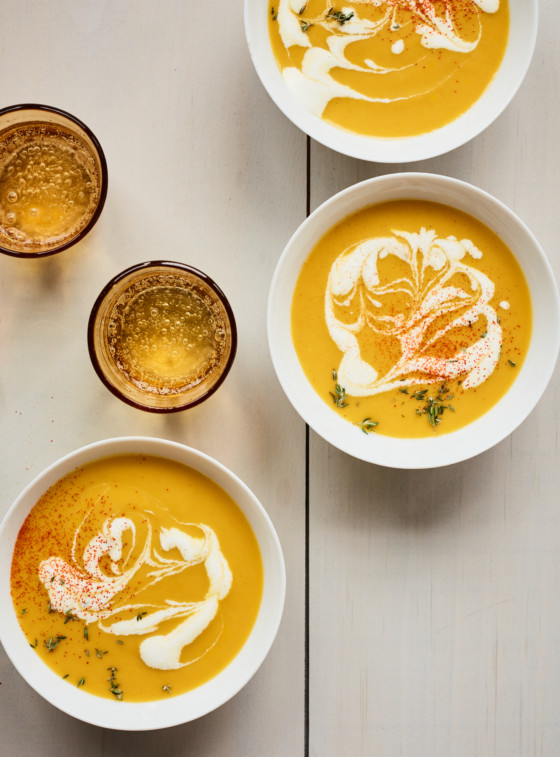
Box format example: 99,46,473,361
0,2,559,755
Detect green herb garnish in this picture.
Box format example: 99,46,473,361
107,667,123,700
330,381,349,408
162,685,172,694
84,627,89,641
64,608,77,624
327,7,354,24
508,359,516,367
44,635,66,652
77,677,85,688
136,611,148,622
359,418,378,435
413,384,455,430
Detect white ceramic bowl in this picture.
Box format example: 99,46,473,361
0,437,285,730
268,173,560,468
245,0,537,163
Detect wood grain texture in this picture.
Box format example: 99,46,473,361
0,1,306,754
1,1,559,756
308,2,560,755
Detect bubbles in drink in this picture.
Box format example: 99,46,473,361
107,274,230,395
0,123,101,253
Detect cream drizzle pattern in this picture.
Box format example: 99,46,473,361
38,495,232,671
325,228,502,396
276,0,500,117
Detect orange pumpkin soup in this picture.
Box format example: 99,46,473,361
11,455,263,701
291,200,531,437
269,0,509,137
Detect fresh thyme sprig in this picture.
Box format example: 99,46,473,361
413,384,455,430
107,667,123,700
326,7,354,24
330,384,348,407
359,418,378,435
44,635,66,652
64,608,77,624
330,370,349,408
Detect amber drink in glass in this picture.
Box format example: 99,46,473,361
0,104,107,257
88,262,237,412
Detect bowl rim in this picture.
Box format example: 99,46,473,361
0,103,108,258
267,172,560,468
0,436,286,730
87,261,238,413
244,0,538,163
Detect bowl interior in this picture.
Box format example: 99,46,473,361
0,437,285,730
245,0,537,163
268,173,560,468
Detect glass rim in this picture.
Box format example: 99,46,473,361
0,103,108,258
87,260,238,413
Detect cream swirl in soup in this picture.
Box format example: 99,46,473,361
326,228,503,397
269,0,509,137
38,503,232,671
11,455,263,701
290,200,531,438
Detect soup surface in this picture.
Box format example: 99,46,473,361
11,455,263,701
269,0,509,137
291,200,531,438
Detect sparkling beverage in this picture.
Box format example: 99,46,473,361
108,274,229,395
0,122,101,253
